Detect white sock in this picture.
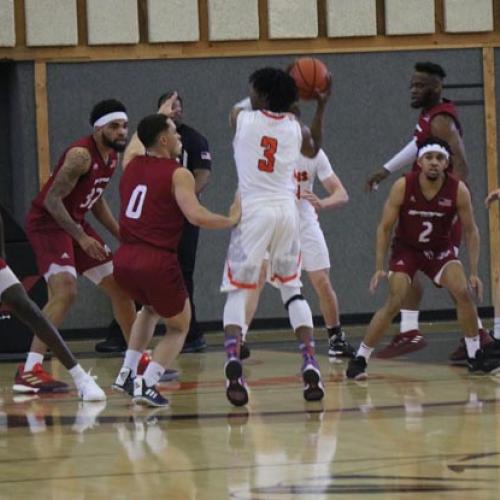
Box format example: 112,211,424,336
25,352,44,372
241,324,249,342
494,317,500,340
143,361,164,388
477,317,483,330
465,335,480,359
124,349,142,377
69,364,88,386
400,310,419,333
356,342,374,361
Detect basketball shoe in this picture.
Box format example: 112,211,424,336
302,356,325,401
13,363,69,393
468,349,500,375
133,376,169,408
449,329,494,363
77,373,107,401
240,341,251,361
375,330,427,359
328,331,355,359
112,367,134,396
346,356,368,380
224,357,248,407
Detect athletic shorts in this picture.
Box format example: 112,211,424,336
389,243,460,286
221,201,302,291
27,220,113,284
299,217,330,272
0,258,20,298
113,244,187,318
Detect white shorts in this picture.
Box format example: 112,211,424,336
0,265,21,298
221,202,302,291
299,218,330,272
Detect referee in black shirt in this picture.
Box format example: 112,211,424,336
162,91,212,353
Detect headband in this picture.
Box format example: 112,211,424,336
417,144,450,160
93,111,128,128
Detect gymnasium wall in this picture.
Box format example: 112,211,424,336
0,0,499,330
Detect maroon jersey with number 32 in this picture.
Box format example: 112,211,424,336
394,171,460,252
119,155,185,251
27,136,118,230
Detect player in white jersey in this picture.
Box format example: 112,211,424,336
221,67,331,407
242,146,354,360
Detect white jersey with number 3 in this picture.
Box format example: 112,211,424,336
233,110,302,206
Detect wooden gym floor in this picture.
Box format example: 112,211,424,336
0,323,499,499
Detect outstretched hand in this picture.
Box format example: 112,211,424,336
365,168,390,193
485,188,500,208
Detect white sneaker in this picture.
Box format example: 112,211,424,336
78,375,106,401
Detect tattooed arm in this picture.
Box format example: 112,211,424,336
44,147,108,261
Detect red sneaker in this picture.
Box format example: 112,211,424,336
449,328,494,363
375,330,427,359
137,351,151,376
12,363,69,393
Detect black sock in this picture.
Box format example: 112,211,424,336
327,325,342,339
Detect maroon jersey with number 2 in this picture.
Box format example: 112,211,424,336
113,155,188,318
390,171,461,284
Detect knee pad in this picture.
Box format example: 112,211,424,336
280,286,313,330
223,289,247,329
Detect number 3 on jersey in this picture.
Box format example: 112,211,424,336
258,136,278,173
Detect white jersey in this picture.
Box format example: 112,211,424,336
233,110,302,207
296,149,334,221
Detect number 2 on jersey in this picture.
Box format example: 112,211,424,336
258,136,278,173
418,221,433,243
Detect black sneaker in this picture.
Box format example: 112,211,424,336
224,358,248,407
181,335,207,353
132,376,169,407
302,357,325,402
95,335,127,354
112,367,134,396
240,341,251,360
346,356,368,380
328,332,356,359
484,333,500,358
468,349,500,375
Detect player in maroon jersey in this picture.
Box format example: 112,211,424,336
347,138,500,380
0,214,105,400
365,61,491,360
112,113,240,407
15,100,136,393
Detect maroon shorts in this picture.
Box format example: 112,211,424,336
389,244,460,285
26,220,112,280
113,244,187,318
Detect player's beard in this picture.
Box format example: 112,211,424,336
102,134,126,152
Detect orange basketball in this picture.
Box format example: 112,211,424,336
289,57,330,100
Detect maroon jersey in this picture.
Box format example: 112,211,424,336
27,136,118,230
119,155,185,251
412,99,462,172
394,171,459,252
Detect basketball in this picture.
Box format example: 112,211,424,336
289,57,330,100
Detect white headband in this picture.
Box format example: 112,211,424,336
418,144,450,160
93,111,128,128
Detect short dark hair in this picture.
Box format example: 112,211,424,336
137,113,171,148
157,91,183,109
418,136,451,155
89,99,126,126
414,62,446,79
249,67,298,113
